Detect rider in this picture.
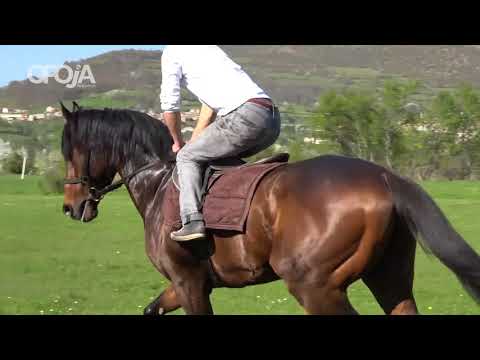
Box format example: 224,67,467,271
160,45,281,242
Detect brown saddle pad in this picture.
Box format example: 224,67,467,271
162,162,287,233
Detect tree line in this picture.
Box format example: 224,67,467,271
1,79,480,182
289,79,480,180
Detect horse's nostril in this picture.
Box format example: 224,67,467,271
63,204,72,217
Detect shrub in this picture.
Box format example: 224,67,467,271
38,161,65,195
2,152,24,174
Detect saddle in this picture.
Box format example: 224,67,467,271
164,153,290,232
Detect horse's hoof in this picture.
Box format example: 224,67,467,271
143,305,165,315
143,306,156,316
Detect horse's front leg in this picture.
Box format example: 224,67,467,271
173,280,214,315
170,268,214,315
144,284,181,315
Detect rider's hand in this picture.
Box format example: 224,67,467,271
172,141,185,153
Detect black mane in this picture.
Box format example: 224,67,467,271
62,107,174,167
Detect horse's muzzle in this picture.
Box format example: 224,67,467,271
63,204,72,217
63,200,98,222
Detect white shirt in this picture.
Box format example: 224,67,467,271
160,45,270,116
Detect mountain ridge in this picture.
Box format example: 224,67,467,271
2,46,480,109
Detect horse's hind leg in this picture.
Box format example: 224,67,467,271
144,284,181,315
362,217,419,315
281,216,394,315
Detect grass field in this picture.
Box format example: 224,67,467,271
1,175,480,315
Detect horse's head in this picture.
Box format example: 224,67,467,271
60,101,174,223
61,102,117,222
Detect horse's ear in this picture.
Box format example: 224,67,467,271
72,101,81,112
59,101,71,123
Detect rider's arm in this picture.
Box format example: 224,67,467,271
160,47,184,152
190,104,217,143
163,112,184,152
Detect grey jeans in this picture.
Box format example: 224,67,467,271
176,101,281,224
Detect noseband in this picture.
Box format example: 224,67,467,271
63,150,162,203
63,174,128,203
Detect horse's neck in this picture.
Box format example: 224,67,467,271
119,158,172,220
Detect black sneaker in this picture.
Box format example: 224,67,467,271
170,220,206,242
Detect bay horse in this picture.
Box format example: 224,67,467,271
60,102,480,315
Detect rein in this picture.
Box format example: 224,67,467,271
64,150,163,203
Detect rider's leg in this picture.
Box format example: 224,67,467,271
172,102,280,241
237,106,281,159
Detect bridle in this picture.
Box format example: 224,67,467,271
63,149,162,203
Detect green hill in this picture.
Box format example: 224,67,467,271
3,46,480,109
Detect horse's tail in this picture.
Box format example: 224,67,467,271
383,171,480,303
